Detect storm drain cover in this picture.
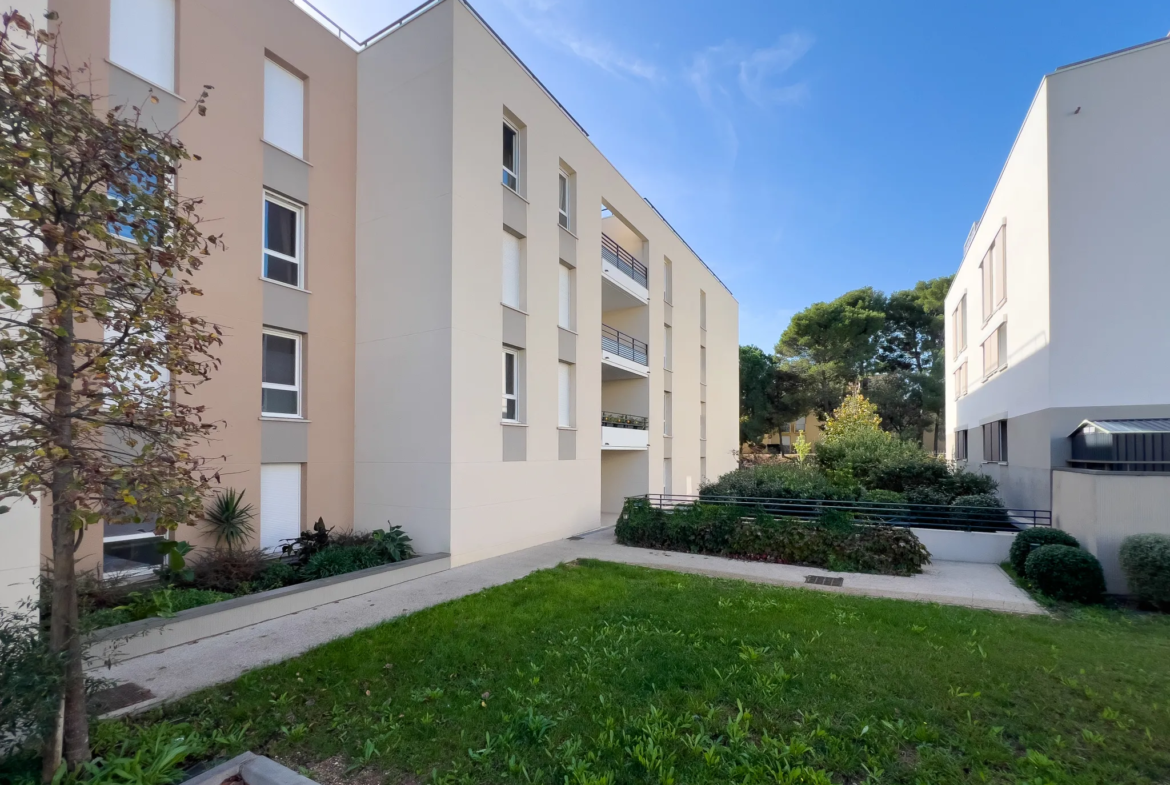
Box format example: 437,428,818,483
89,682,154,715
805,575,844,587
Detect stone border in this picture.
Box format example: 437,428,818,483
182,752,319,784
87,553,450,665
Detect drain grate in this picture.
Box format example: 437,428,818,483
805,575,844,587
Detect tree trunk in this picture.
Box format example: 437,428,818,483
41,272,89,780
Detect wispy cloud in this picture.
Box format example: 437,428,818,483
688,32,814,109
499,0,661,81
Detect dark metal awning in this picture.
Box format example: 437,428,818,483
1069,418,1170,437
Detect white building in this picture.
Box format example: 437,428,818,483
944,35,1170,513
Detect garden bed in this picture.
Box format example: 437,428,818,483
86,552,449,664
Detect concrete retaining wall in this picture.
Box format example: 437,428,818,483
909,527,1017,564
87,553,450,665
1053,469,1170,593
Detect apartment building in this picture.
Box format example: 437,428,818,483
0,0,736,607
944,34,1170,512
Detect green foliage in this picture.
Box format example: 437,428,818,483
739,345,776,445
701,463,859,502
154,540,195,585
189,548,269,594
777,288,887,379
1024,545,1105,604
862,489,905,504
0,601,63,745
948,469,998,498
282,517,334,566
368,525,415,563
617,498,929,575
203,488,256,552
1009,528,1080,576
951,494,1009,527
87,588,232,629
254,562,298,593
821,393,883,441
301,546,383,582
1118,534,1170,608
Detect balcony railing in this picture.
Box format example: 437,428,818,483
602,324,648,366
602,411,649,430
601,234,648,288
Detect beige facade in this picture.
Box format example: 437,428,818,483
6,0,737,590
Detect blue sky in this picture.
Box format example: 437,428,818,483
306,0,1168,351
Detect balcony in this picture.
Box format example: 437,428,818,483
602,233,649,308
602,324,649,379
601,411,649,450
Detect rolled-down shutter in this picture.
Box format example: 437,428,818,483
260,463,302,551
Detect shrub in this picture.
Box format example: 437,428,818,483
951,493,1009,528
863,489,905,503
204,488,256,552
282,516,334,565
616,497,930,575
189,548,269,593
87,587,233,628
301,545,383,581
861,489,908,524
701,463,859,502
1,600,63,745
254,561,298,592
1009,528,1079,576
866,454,951,495
1118,534,1170,608
1025,545,1105,603
946,469,998,498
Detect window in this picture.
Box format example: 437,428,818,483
663,324,672,370
700,401,707,440
982,322,1007,377
502,121,519,191
953,295,967,353
262,330,301,418
502,231,521,309
558,362,573,427
663,458,672,495
104,324,170,394
795,416,806,432
558,263,574,329
558,170,571,229
982,420,1007,463
109,0,175,91
663,391,672,436
260,464,302,551
954,429,969,461
700,346,707,385
700,290,707,329
979,226,1007,321
264,59,305,158
663,258,673,303
954,361,968,399
502,349,518,422
263,193,303,287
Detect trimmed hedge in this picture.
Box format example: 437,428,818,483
700,463,860,502
616,498,930,576
1009,528,1079,576
951,494,1009,527
1119,534,1170,608
1024,545,1105,604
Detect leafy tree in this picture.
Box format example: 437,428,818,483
776,287,886,381
821,393,883,442
739,345,775,445
0,12,221,774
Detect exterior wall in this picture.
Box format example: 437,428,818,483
909,527,1016,564
355,0,737,564
1053,468,1170,594
47,0,358,567
945,78,1051,510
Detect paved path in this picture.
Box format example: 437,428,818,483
97,528,1041,713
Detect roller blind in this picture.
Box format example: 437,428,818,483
109,0,175,91
558,264,571,328
558,362,572,427
264,59,305,158
260,464,302,551
502,232,521,309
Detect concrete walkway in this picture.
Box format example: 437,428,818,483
97,528,1041,712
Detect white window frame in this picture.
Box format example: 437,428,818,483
262,329,302,419
954,429,968,461
502,120,519,192
262,191,305,289
558,170,571,230
502,348,519,423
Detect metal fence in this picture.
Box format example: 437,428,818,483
602,324,649,366
602,411,649,430
601,234,649,288
634,494,1052,532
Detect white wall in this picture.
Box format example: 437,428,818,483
0,497,41,613
909,527,1016,565
1046,39,1170,408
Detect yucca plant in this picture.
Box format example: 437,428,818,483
204,488,256,552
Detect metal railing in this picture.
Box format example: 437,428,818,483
601,234,649,288
602,324,648,366
634,494,1052,532
602,411,649,430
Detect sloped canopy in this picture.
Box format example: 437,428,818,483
1069,418,1170,437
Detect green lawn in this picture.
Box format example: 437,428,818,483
87,561,1170,783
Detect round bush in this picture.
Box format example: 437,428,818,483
1025,545,1105,603
1009,527,1080,576
863,489,905,504
1118,533,1170,608
255,561,297,592
301,545,382,581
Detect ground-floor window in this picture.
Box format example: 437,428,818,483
982,420,1007,463
954,429,968,461
260,463,303,551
